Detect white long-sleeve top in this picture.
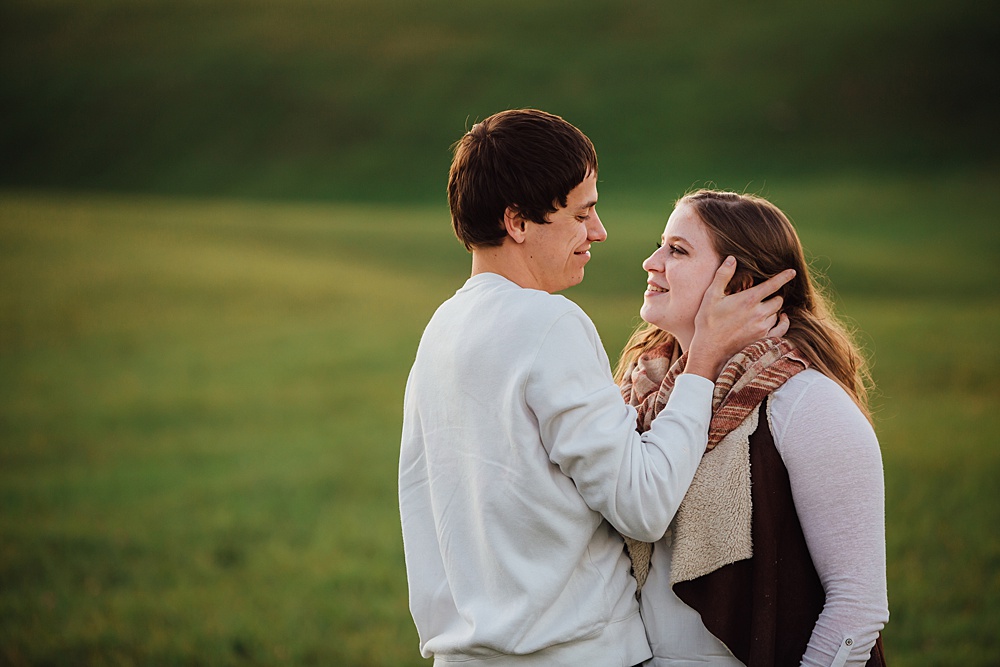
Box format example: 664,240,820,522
399,273,715,666
639,369,889,666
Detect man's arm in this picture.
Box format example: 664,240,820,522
685,256,795,380
526,309,714,542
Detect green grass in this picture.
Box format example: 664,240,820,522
3,0,998,662
2,0,997,200
0,193,450,665
1,167,999,665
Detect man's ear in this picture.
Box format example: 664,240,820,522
503,206,528,244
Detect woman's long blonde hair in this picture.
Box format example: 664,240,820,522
614,189,873,421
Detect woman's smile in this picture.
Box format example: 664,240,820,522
639,202,722,350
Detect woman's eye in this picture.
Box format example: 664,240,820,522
669,245,686,255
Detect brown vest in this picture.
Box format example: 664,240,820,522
673,402,886,666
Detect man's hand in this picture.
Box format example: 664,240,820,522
685,257,796,380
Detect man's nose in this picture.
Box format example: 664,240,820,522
589,211,607,242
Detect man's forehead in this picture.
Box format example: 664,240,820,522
568,174,599,209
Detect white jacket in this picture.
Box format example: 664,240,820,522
399,273,713,665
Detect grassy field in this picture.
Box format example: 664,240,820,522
2,0,998,200
1,167,998,665
2,0,999,663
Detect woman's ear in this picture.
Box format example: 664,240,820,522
503,206,527,244
726,270,754,295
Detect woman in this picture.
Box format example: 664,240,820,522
615,190,889,666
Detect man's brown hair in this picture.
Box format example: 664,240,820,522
447,109,598,250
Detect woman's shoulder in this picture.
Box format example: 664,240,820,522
768,369,878,457
771,369,860,414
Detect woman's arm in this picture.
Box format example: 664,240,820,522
770,371,889,666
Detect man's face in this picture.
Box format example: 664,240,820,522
523,172,605,293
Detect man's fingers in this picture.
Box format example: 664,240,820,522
761,294,784,316
744,268,796,301
706,256,738,297
767,312,790,338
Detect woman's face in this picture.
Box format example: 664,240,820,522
639,202,723,350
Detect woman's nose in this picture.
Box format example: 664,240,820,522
642,248,661,272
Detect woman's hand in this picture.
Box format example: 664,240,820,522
685,257,795,380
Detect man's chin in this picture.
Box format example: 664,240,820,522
563,273,585,291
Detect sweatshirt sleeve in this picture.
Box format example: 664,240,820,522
524,309,713,542
771,374,890,666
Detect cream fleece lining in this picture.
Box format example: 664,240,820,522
669,403,758,585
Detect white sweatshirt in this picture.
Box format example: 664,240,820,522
399,273,714,666
639,370,889,666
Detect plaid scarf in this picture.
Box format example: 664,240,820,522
620,336,809,592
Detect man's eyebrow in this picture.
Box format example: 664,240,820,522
577,199,598,211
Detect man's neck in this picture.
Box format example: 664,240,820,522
471,245,539,291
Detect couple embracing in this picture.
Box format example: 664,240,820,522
399,109,888,666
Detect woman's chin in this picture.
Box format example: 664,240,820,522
639,305,664,329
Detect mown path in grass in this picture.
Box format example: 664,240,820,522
1,170,998,664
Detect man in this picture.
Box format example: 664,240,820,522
399,109,793,665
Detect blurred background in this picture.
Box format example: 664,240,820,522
1,0,998,664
